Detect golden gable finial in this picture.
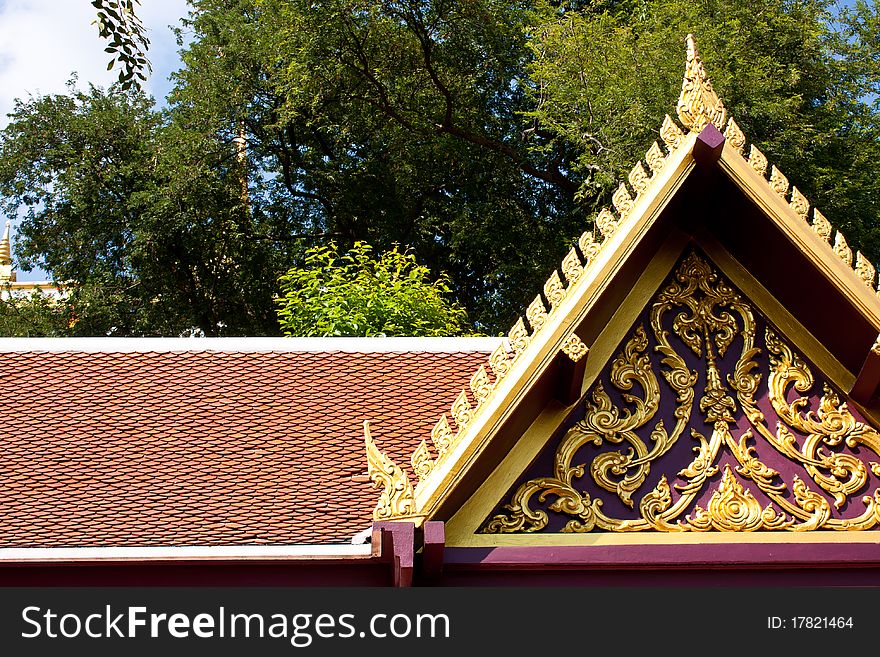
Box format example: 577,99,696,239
364,420,414,519
676,34,727,132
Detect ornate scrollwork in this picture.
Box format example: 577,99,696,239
365,421,414,519
789,187,810,220
811,210,833,243
411,439,435,483
431,414,453,457
526,295,549,332
834,232,853,266
676,34,727,132
483,251,880,534
645,142,666,175
612,183,635,218
748,145,768,177
855,252,876,288
769,166,789,198
596,209,619,239
544,271,567,309
561,248,584,285
470,365,494,406
661,115,686,151
629,162,650,196
489,343,513,381
578,231,602,264
723,118,746,153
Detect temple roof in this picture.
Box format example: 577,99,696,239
363,35,880,538
0,338,496,548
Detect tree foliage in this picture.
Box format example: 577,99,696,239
0,291,72,337
4,0,880,336
276,241,470,336
92,0,152,90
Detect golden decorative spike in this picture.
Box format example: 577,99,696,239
789,186,809,220
769,166,789,198
431,414,453,457
645,142,666,175
855,252,876,288
748,145,768,177
561,247,584,285
488,343,513,381
628,162,650,196
451,390,473,430
578,231,602,264
526,294,548,332
508,317,530,356
612,183,635,218
872,334,880,356
811,209,833,243
561,334,589,363
470,365,494,406
676,34,727,132
660,114,686,151
543,270,566,309
834,231,853,267
595,208,619,239
411,439,435,483
723,117,746,153
364,420,414,520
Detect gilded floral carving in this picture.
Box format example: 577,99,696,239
483,251,880,533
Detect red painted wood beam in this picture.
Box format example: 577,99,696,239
372,521,415,587
693,123,725,167
421,521,445,581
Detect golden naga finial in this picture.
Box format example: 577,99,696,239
676,34,727,133
364,420,414,520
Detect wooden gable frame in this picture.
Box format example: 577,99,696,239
364,36,880,579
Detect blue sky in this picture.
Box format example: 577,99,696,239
0,0,190,280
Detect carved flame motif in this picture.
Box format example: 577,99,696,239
482,251,880,533
676,34,727,132
364,421,414,520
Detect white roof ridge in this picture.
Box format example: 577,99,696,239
0,336,503,353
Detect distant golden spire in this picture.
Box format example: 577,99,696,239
0,220,11,265
676,34,727,133
0,220,14,283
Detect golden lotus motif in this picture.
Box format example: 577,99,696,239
483,251,880,533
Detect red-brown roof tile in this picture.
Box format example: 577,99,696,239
0,345,492,547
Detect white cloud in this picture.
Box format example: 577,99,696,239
0,0,189,128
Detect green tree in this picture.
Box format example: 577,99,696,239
92,0,152,90
0,290,72,337
275,241,471,336
0,81,286,336
524,0,880,252
5,0,880,337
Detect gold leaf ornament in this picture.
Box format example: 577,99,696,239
411,439,435,483
364,421,414,519
676,34,727,132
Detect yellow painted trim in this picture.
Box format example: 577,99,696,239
414,134,699,521
718,143,880,330
445,234,690,543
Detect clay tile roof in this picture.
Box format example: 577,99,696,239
0,338,496,547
